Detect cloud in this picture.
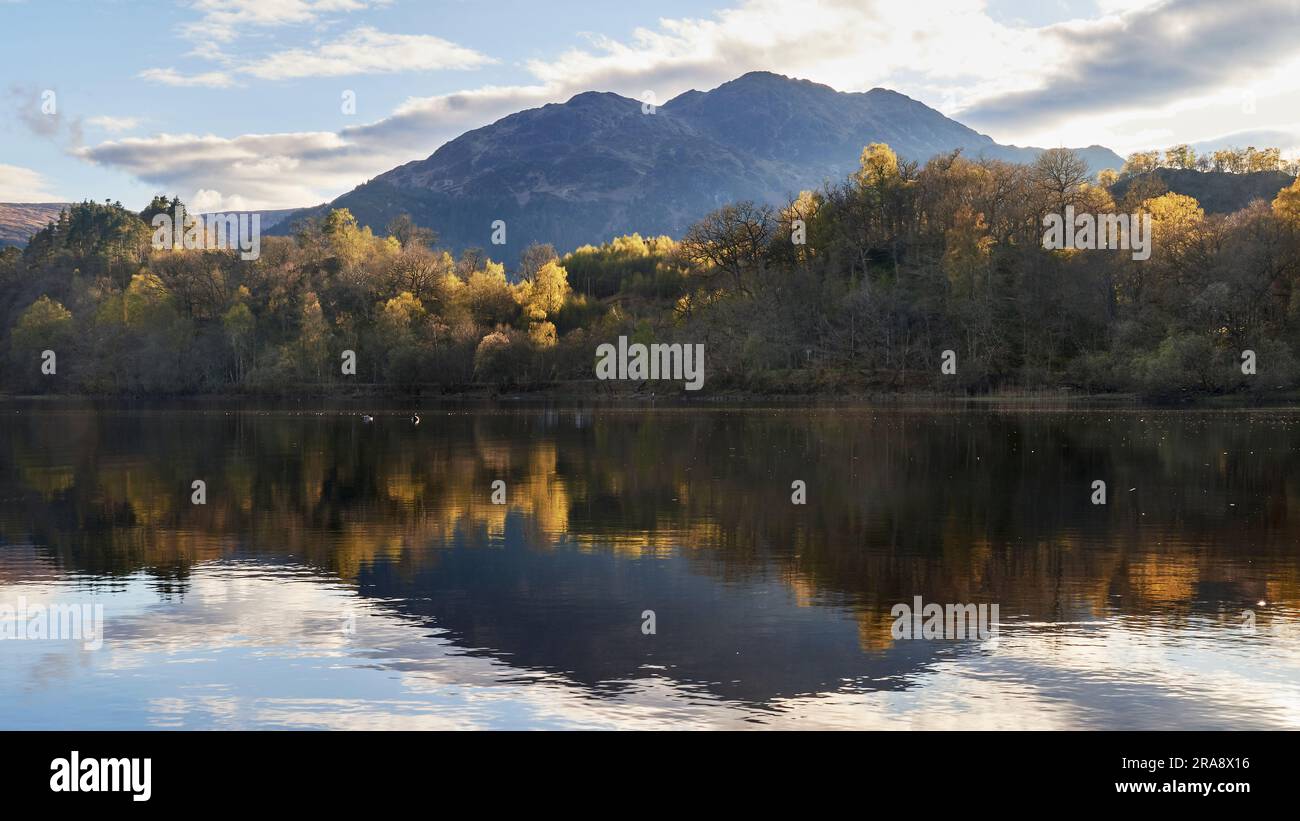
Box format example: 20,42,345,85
139,68,236,88
180,0,371,42
144,23,492,84
77,84,562,210
0,164,61,200
78,130,400,211
9,85,62,138
957,0,1300,132
1191,128,1300,156
510,0,1058,114
86,115,142,133
8,85,84,149
241,26,494,79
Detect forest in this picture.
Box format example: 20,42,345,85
3,142,1300,397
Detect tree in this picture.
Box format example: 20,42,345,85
1213,149,1244,173
518,242,558,281
461,261,517,327
1164,144,1196,170
1272,176,1300,227
222,297,255,382
678,201,775,295
386,246,452,303
514,259,571,348
297,292,329,381
1033,148,1090,211
854,142,900,190
386,213,437,250
12,295,73,354
1245,146,1282,172
1122,151,1160,176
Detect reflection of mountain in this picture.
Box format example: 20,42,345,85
0,402,1297,705
357,518,950,703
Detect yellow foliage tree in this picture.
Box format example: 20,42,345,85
855,143,899,191
943,206,993,295
379,291,426,339
513,259,570,347
1272,176,1300,227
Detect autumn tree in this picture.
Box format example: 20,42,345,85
1033,148,1091,211
678,201,775,295
385,213,437,250
1122,151,1160,176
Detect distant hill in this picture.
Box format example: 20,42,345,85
0,204,301,249
0,203,71,248
1109,168,1296,214
272,71,1125,261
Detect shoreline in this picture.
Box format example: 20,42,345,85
2,387,1299,408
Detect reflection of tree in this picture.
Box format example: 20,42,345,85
0,406,1297,644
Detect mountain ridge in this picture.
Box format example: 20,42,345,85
269,72,1126,260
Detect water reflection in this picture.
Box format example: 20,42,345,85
1,402,1299,728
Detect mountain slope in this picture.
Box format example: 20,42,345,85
274,72,1124,261
0,203,71,248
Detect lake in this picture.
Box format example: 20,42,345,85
1,400,1298,729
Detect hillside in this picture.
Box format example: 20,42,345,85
0,203,71,248
1109,168,1296,213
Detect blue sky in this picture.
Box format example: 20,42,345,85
4,0,1300,210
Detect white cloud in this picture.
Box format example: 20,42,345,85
86,115,142,133
0,164,61,201
957,0,1300,132
79,130,403,211
180,0,371,42
139,67,236,88
516,0,1053,112
77,85,559,210
146,22,492,84
241,26,494,79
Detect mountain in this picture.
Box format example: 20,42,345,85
1108,168,1296,214
271,72,1126,261
0,203,71,248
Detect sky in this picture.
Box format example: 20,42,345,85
3,0,1300,210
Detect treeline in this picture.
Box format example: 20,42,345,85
1112,144,1297,180
3,148,1300,397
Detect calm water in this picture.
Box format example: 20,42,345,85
1,400,1299,729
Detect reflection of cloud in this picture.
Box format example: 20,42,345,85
3,563,1299,729
985,617,1300,729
